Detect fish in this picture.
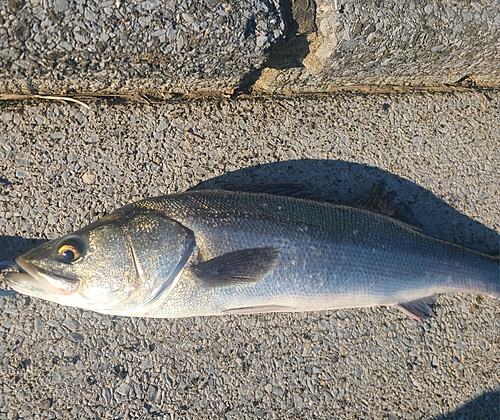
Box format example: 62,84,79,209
3,187,499,320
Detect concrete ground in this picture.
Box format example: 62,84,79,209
0,91,498,419
2,0,500,96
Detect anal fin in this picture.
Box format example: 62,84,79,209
223,305,296,315
394,295,437,322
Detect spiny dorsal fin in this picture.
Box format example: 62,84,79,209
223,183,419,227
192,247,280,287
221,184,315,199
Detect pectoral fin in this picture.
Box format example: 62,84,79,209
192,247,280,287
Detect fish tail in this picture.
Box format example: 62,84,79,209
464,252,500,300
486,254,499,299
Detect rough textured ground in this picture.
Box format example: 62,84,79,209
2,0,500,96
0,0,284,94
256,0,500,92
0,91,499,419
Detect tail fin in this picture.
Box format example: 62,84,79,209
488,254,499,299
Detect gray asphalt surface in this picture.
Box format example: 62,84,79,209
0,91,499,419
0,0,284,95
3,0,500,97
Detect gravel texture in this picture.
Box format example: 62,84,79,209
0,0,284,95
0,91,499,419
2,0,500,96
256,0,500,92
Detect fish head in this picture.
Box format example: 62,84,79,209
5,208,195,315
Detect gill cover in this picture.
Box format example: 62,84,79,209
115,208,196,315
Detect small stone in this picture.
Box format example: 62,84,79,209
102,388,112,404
34,317,43,333
256,35,268,47
39,399,52,410
294,395,304,409
116,383,131,396
63,317,80,331
8,0,25,12
140,359,154,369
68,333,84,343
53,0,68,12
273,386,284,396
147,385,158,402
16,168,28,178
82,172,96,184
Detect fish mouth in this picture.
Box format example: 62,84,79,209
4,259,47,295
4,258,79,296
0,261,19,296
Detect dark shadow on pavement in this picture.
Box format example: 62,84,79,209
431,390,499,420
1,159,498,258
191,159,499,255
0,236,46,261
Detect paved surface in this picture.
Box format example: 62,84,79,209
2,0,500,96
257,0,500,92
0,0,285,95
0,91,498,419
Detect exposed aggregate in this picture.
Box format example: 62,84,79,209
0,91,498,419
259,0,500,91
3,0,500,96
0,0,284,94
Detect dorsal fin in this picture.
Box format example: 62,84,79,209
354,183,418,228
221,184,314,198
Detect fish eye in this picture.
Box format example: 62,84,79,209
57,238,84,263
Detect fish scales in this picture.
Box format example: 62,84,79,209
124,190,498,318
4,189,499,319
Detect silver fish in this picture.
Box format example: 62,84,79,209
4,189,499,320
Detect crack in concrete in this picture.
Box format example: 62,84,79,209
0,84,495,108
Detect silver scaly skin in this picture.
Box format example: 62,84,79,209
5,189,499,320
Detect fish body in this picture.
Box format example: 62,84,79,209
5,189,499,319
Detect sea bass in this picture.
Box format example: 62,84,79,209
4,189,499,320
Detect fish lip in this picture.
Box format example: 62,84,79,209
14,258,44,281
29,263,79,285
4,259,43,291
8,257,79,294
8,258,36,281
